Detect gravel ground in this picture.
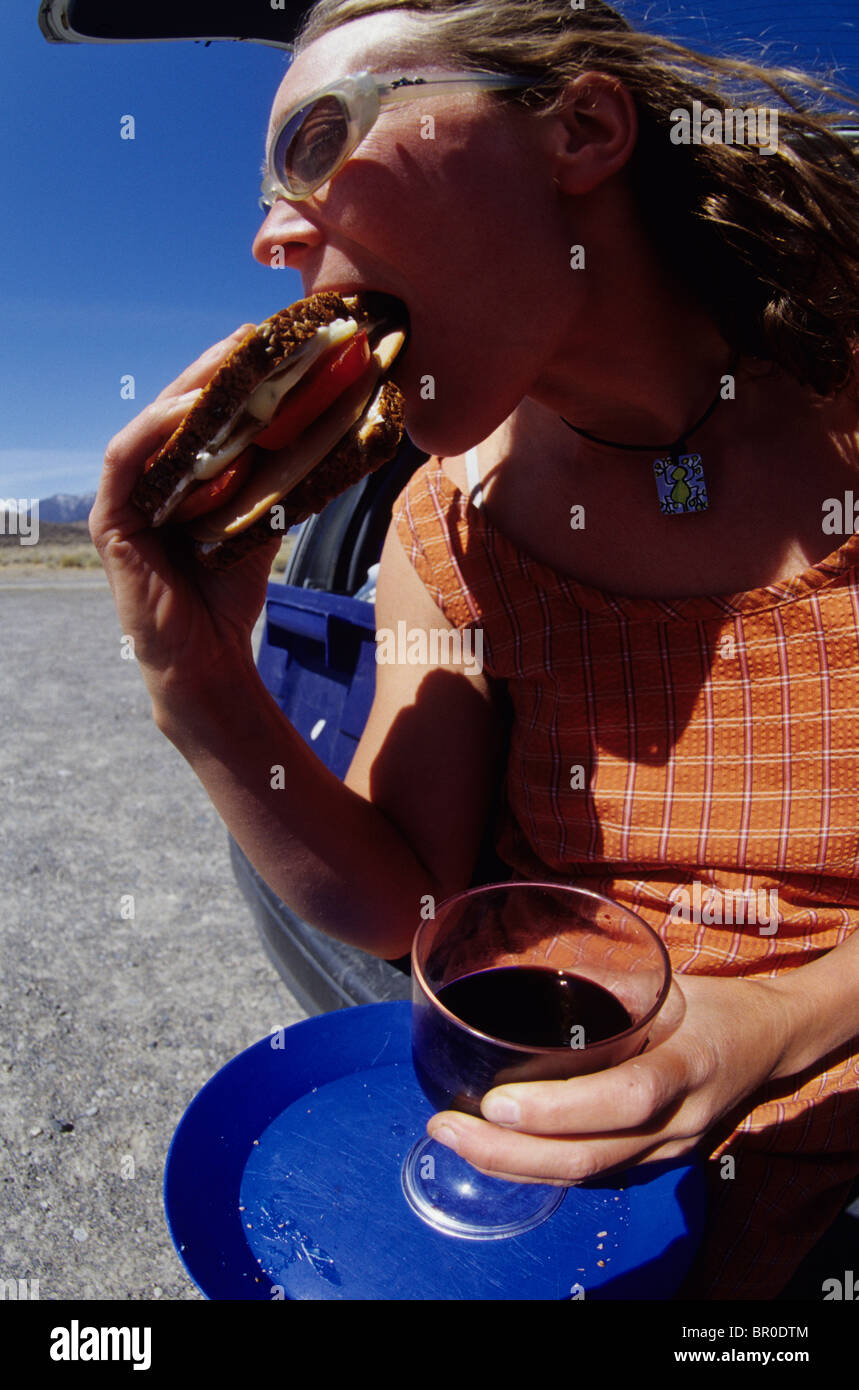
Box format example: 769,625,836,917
0,572,306,1301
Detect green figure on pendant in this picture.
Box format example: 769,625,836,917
669,461,692,509
653,450,709,514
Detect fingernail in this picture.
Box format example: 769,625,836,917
483,1094,521,1125
431,1125,459,1153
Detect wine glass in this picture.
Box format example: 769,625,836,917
401,881,671,1239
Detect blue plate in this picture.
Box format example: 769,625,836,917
164,1002,706,1300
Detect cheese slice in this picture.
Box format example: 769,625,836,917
189,360,383,542
191,317,359,480
244,318,357,424
188,324,406,546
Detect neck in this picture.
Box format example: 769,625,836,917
532,229,737,446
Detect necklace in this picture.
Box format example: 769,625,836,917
561,355,738,514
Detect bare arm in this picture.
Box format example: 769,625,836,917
344,521,502,901
90,329,501,958
154,519,501,959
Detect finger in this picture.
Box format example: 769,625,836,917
94,323,259,533
467,1133,699,1184
92,389,203,537
153,323,256,402
477,1042,690,1137
427,1111,678,1184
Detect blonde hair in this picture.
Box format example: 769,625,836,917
296,0,859,395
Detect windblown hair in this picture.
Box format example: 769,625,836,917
296,0,859,396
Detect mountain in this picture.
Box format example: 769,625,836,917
3,490,305,532
37,493,97,523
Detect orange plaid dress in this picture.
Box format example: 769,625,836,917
392,458,859,1300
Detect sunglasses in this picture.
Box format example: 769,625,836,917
259,69,532,207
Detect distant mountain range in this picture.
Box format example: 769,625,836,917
2,491,305,532
0,493,97,523
36,493,97,523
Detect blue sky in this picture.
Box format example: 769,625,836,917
1,5,296,500
2,1,859,501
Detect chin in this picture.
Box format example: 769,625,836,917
402,395,512,460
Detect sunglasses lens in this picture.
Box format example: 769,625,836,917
275,94,350,195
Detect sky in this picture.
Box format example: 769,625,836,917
2,1,859,502
0,5,294,501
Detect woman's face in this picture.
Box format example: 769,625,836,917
252,12,580,455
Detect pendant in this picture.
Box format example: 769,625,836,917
653,451,709,514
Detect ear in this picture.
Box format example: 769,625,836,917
541,71,638,196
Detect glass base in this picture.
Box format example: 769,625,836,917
401,1137,565,1240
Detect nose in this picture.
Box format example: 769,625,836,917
252,199,325,269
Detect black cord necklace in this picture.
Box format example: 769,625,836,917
561,354,739,514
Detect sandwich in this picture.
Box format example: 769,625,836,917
132,290,407,568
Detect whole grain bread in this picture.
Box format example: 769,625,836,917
193,377,405,569
131,292,375,523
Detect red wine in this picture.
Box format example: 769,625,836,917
437,966,633,1049
412,965,636,1115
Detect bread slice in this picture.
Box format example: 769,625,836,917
131,292,407,562
193,377,405,569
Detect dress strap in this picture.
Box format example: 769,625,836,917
465,446,483,510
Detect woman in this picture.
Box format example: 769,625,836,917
90,0,859,1298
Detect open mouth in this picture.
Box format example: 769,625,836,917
347,290,410,349
316,288,410,348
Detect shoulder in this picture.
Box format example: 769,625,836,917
391,453,469,535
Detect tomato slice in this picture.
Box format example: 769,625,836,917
253,330,371,452
170,446,256,523
154,328,372,525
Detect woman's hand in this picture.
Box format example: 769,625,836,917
89,325,283,714
426,973,798,1183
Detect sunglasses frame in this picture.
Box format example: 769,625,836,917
259,69,532,207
